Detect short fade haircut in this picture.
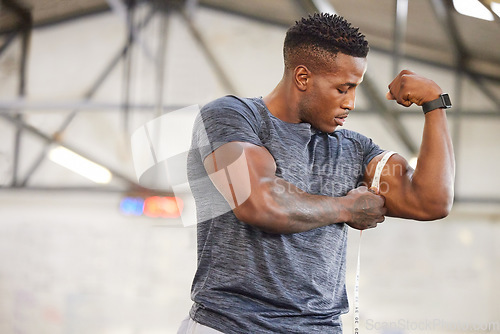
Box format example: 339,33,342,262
284,13,369,72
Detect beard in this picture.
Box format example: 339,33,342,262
297,96,335,133
297,96,315,125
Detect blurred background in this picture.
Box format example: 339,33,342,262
0,0,499,333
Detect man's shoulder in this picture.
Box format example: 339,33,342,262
201,95,263,126
202,95,258,113
331,129,380,151
332,128,367,141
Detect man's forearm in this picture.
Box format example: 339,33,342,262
236,177,386,234
412,109,455,217
206,141,386,233
262,177,347,234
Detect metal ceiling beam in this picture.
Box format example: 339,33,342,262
0,113,145,190
153,1,169,117
2,0,31,26
198,1,294,27
19,7,156,187
0,29,18,57
431,0,500,112
3,0,32,187
360,75,418,155
478,0,500,27
179,9,238,95
0,1,157,191
431,0,500,111
430,0,468,62
2,0,498,83
121,0,135,135
0,5,111,35
428,0,500,198
392,0,408,78
0,100,186,111
185,0,200,19
374,47,500,84
454,196,500,205
430,0,467,198
11,117,22,187
467,73,500,111
106,0,155,61
61,4,155,128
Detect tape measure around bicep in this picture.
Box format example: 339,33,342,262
370,151,396,194
353,151,395,334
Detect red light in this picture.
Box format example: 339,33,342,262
143,196,183,218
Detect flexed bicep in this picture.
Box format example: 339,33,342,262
364,152,424,219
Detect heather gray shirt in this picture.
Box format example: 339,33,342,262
187,96,383,333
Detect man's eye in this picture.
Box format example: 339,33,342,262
338,89,347,94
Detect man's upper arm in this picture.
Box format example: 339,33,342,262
364,152,424,219
203,141,278,226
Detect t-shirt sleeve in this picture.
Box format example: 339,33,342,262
343,130,384,175
360,135,384,168
192,96,263,162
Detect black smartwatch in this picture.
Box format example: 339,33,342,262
422,93,452,114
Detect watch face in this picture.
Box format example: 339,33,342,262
442,94,452,107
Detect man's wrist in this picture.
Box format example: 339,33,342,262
337,197,353,223
422,93,452,114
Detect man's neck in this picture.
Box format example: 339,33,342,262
262,78,300,124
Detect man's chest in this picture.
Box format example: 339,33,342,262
265,135,364,197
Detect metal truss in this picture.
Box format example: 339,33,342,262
0,0,499,205
0,0,156,191
1,0,32,188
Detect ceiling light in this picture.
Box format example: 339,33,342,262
49,146,112,184
453,0,494,21
491,2,500,17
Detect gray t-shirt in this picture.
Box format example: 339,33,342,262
187,96,383,333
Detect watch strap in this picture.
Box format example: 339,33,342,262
422,93,452,114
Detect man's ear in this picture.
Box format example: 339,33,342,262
294,65,310,91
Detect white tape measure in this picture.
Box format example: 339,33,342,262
353,151,395,334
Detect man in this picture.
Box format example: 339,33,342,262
179,13,455,334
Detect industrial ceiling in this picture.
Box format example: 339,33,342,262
0,0,499,205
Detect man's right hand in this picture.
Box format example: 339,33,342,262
344,186,386,230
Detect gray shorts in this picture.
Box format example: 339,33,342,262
177,316,224,334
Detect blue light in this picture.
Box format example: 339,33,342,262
120,197,144,216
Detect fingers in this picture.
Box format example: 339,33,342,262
364,215,386,230
347,187,387,230
388,77,414,107
352,185,385,203
400,98,413,107
387,70,443,107
387,70,419,107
